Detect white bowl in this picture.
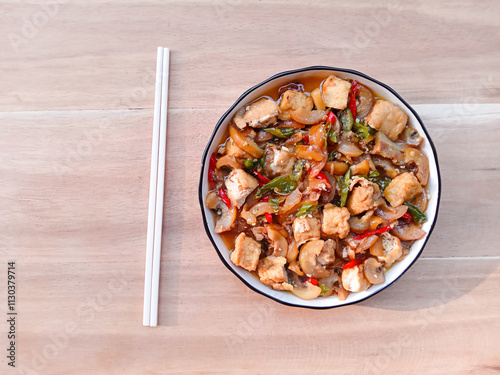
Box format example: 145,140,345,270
198,67,441,309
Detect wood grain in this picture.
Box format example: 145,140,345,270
0,0,499,112
0,0,499,373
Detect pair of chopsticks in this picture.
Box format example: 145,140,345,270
143,47,170,327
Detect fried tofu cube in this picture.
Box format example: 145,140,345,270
225,168,259,209
279,90,314,121
321,75,351,110
293,216,321,245
263,144,297,178
233,97,279,129
230,233,261,271
257,256,293,291
365,100,408,141
322,204,351,239
383,172,423,207
342,265,371,292
346,178,380,216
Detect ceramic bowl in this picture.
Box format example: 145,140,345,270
198,66,441,309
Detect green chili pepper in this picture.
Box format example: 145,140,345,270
259,153,266,168
290,160,305,181
328,130,338,143
353,122,375,139
403,202,428,224
328,150,337,161
319,283,329,294
339,108,354,131
296,203,318,217
244,159,255,170
256,176,297,197
269,197,284,212
264,128,295,138
368,171,391,191
335,168,351,208
256,160,304,197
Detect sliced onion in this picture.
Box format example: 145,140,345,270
290,107,327,125
323,161,349,175
294,145,326,161
229,125,264,158
391,225,426,241
309,123,327,149
250,202,274,217
411,190,428,212
350,159,370,175
311,88,326,111
337,138,363,157
349,210,374,233
404,148,429,185
279,189,302,215
375,203,408,221
309,159,327,178
215,155,242,170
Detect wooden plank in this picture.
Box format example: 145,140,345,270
1,104,499,264
12,258,500,374
0,0,498,112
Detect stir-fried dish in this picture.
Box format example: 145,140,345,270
205,74,430,300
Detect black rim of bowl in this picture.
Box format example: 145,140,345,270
198,66,442,309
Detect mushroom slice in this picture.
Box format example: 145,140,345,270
205,191,237,233
363,257,385,285
291,282,322,300
299,240,331,279
267,226,289,257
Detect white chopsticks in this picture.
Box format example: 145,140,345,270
144,47,170,327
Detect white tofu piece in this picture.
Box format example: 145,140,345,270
321,74,351,110
279,90,314,121
293,216,321,245
230,233,261,271
225,168,259,209
233,97,279,129
365,100,408,141
257,256,293,291
322,204,350,239
383,172,423,207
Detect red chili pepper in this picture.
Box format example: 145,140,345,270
316,172,328,181
349,80,359,120
352,225,391,240
326,110,336,124
305,277,319,285
401,212,413,224
265,213,273,224
253,171,271,184
218,188,231,209
343,258,365,269
303,135,309,145
208,152,217,189
261,195,269,202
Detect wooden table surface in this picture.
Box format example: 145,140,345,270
1,1,499,374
